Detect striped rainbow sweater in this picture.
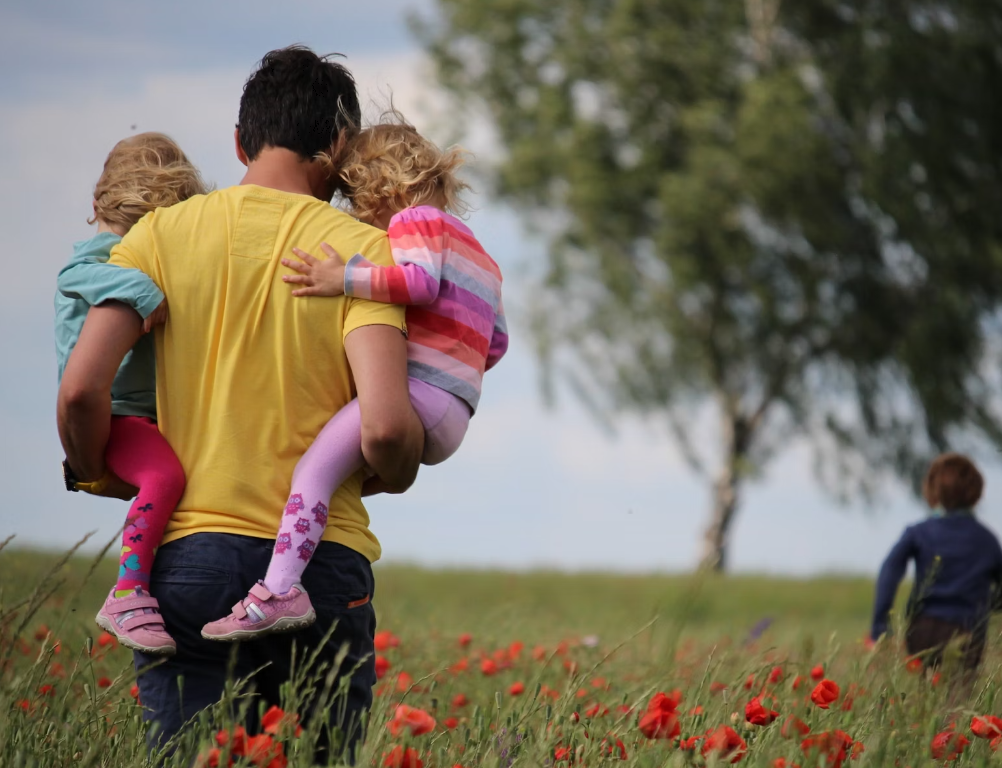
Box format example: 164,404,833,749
343,206,507,412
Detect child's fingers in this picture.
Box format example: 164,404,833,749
291,286,325,297
282,274,313,285
291,247,320,265
320,242,345,264
281,257,311,274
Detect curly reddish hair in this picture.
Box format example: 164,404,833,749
329,111,470,223
90,132,209,231
922,453,984,511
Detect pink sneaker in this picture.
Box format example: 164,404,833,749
95,587,176,656
201,582,315,642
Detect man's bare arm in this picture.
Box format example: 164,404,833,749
344,325,423,492
57,302,143,480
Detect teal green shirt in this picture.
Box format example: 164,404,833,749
54,232,164,419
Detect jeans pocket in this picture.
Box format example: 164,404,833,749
153,565,230,586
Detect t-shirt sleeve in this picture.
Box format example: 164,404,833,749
342,230,407,341
108,215,164,292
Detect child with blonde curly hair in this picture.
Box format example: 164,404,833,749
56,132,209,654
202,117,508,640
871,452,1002,672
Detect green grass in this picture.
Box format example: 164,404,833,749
2,544,1000,767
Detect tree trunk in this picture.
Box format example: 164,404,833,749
700,414,748,571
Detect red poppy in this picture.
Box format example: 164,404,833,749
810,665,824,680
532,645,547,661
443,717,459,730
601,735,628,760
931,731,969,761
745,696,779,726
592,677,607,689
743,674,756,691
97,677,112,689
383,746,423,768
553,746,573,762
800,730,854,768
97,631,117,648
245,734,286,768
458,633,473,647
689,706,704,716
129,684,140,701
680,736,702,751
586,702,609,718
33,625,50,642
637,692,681,740
772,760,800,768
781,716,810,739
450,658,469,674
710,681,728,694
509,641,524,658
48,662,66,679
905,657,923,673
387,705,436,737
15,699,31,713
768,666,784,685
216,726,248,755
509,682,525,696
261,705,303,738
374,630,400,652
375,655,390,680
452,693,468,709
197,747,229,768
701,726,748,763
791,675,805,690
810,680,840,709
972,715,1002,739
395,672,413,692
480,658,498,676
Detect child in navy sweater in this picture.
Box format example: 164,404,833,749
871,453,1002,670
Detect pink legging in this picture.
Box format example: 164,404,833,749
263,378,470,594
104,416,185,597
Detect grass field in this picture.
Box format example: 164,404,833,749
2,542,1001,767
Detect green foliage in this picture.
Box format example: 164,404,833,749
2,548,1001,766
415,0,1002,558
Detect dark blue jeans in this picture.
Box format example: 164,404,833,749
134,533,376,761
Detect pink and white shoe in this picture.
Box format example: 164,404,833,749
95,587,176,656
201,582,315,642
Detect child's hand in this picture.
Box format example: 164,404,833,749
281,243,346,297
142,299,169,334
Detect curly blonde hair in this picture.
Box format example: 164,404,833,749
90,132,210,231
332,114,470,223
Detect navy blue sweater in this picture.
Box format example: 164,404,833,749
871,512,1002,640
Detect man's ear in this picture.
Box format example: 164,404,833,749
234,128,249,166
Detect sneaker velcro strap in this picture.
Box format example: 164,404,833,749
120,613,166,631
113,595,161,613
248,583,273,602
231,602,249,619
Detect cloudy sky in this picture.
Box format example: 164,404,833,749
2,0,997,575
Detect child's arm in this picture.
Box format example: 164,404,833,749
870,528,915,640
58,239,165,325
283,242,444,306
485,298,509,371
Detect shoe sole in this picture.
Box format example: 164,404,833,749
200,609,317,643
95,613,176,656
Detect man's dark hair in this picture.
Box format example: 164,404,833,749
237,45,361,162
923,452,984,511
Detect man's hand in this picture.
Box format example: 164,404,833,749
344,325,423,492
281,243,346,297
57,302,143,481
142,299,169,334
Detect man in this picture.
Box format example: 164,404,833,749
57,46,424,758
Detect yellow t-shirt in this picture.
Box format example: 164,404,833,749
109,185,405,562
